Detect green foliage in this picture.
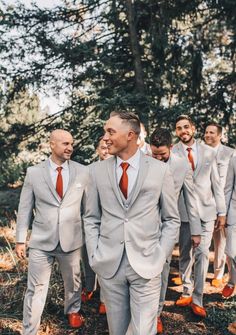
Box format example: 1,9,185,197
0,0,235,167
206,299,236,335
0,156,29,187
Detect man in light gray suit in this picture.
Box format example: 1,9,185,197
172,115,226,318
15,129,89,335
150,128,201,333
84,111,180,335
204,122,235,287
223,155,236,298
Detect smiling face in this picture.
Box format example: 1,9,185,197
204,125,221,147
96,139,112,160
50,130,73,165
103,115,138,159
175,119,195,146
151,145,171,162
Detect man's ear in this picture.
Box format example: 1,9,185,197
170,144,173,150
127,130,136,140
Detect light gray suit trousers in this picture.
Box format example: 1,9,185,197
225,156,236,285
172,141,226,306
212,144,235,279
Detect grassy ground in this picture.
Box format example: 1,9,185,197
0,187,236,335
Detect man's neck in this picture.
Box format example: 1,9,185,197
182,138,195,147
117,147,139,161
50,156,67,166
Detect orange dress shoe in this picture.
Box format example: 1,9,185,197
171,276,182,285
175,295,192,306
157,316,163,333
222,284,235,298
81,288,93,303
68,312,85,328
98,302,106,315
211,278,223,288
190,303,206,318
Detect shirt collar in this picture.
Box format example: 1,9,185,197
181,140,197,152
212,143,220,152
116,149,140,169
49,157,69,171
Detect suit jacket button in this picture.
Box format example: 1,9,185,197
120,240,124,244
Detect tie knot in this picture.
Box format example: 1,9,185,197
187,148,192,153
57,167,63,173
120,162,129,172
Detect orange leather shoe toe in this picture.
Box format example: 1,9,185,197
157,316,163,333
176,296,192,306
211,278,223,288
68,312,85,328
222,284,235,298
99,302,106,315
171,276,182,285
191,303,206,317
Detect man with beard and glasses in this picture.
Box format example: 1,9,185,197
150,128,201,333
172,115,226,318
15,129,89,334
84,111,180,335
204,122,235,288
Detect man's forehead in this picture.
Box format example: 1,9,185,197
206,125,218,133
176,119,192,127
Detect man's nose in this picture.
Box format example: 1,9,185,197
103,133,109,141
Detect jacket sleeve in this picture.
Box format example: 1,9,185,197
159,166,181,258
211,158,226,215
224,157,235,213
83,164,101,265
16,168,35,243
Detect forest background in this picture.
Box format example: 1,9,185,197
0,0,235,334
0,0,235,187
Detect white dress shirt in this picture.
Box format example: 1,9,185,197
116,149,140,198
49,158,70,196
181,141,198,169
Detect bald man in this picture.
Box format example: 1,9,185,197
15,129,89,335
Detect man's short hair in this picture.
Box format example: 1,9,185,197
95,135,104,149
150,128,172,148
205,122,222,135
175,114,195,127
110,111,141,135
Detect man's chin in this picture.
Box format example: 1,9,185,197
181,137,192,144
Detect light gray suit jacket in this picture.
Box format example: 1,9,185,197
215,143,235,188
83,152,180,280
172,141,226,222
225,156,236,226
16,159,89,252
169,154,201,236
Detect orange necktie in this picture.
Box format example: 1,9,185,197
119,162,129,199
56,167,63,199
187,148,195,171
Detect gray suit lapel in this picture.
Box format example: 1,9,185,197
63,160,76,199
42,159,60,202
107,157,124,208
129,153,149,208
194,142,202,177
176,142,186,158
